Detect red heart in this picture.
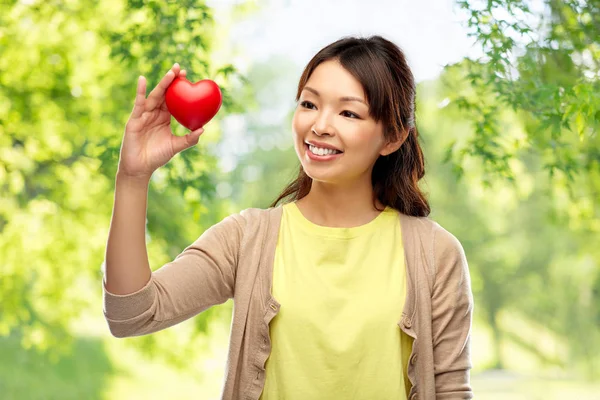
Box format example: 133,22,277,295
165,77,223,131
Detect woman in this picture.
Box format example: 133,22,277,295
103,35,474,400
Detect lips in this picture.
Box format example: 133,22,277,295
305,140,343,153
304,143,344,161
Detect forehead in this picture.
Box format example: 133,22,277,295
303,60,365,99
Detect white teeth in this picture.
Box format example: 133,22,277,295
308,144,340,156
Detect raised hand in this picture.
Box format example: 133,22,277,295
117,63,204,180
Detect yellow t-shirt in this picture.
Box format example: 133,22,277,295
260,202,413,399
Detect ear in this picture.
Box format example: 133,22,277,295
379,129,408,156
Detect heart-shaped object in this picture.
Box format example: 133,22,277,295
165,77,223,131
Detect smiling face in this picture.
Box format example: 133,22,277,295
293,59,394,186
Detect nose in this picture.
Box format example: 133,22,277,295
311,109,335,137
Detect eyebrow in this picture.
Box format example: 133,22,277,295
303,86,367,106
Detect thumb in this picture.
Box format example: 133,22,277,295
172,127,204,154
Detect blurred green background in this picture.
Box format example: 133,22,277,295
1,0,599,398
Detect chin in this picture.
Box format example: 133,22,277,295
301,168,339,184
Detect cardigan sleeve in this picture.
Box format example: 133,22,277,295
102,212,245,338
430,225,475,399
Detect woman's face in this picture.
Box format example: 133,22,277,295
292,59,391,185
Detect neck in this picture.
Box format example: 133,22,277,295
295,179,385,228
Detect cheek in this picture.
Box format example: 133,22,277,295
291,112,304,153
348,126,385,155
291,112,300,136
292,109,311,134
291,113,301,141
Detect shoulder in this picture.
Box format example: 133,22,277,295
238,206,283,222
430,220,467,272
427,218,470,290
400,212,464,252
216,206,283,232
399,212,438,236
399,212,467,277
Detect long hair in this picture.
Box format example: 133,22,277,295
269,35,430,217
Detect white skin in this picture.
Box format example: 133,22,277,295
293,59,403,228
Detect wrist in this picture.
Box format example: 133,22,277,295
115,170,151,188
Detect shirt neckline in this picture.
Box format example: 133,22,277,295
285,201,395,239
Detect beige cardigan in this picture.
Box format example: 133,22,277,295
102,205,474,400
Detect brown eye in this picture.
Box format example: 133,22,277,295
342,110,359,119
300,101,316,109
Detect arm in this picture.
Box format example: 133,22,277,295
104,173,152,296
103,63,221,338
102,176,244,338
431,226,475,399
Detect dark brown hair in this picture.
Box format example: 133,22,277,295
269,35,430,217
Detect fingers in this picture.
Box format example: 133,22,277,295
172,127,204,155
146,63,180,110
181,70,186,77
131,75,147,119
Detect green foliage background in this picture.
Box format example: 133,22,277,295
0,0,598,398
